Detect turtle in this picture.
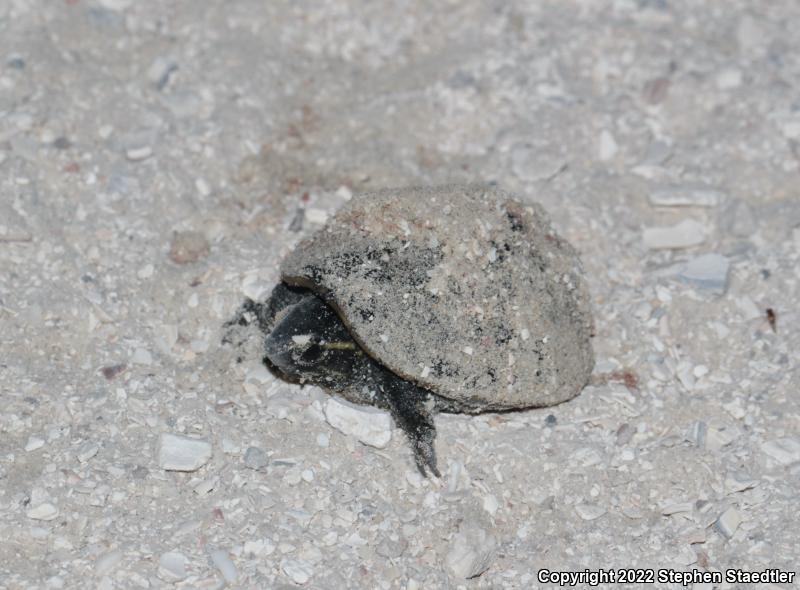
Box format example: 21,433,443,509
230,184,594,477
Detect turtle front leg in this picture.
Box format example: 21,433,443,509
375,371,441,478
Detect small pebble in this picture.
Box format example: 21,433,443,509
574,503,606,521
195,178,212,197
125,146,152,161
648,186,724,208
25,435,45,452
661,502,693,516
781,119,800,140
169,231,210,264
716,68,742,90
243,446,269,471
323,398,392,448
305,208,328,224
26,503,59,521
157,433,212,471
77,442,99,463
158,551,188,581
445,525,497,579
676,253,730,295
131,348,153,365
281,559,314,585
244,539,276,556
137,264,154,279
94,549,123,576
147,56,178,88
761,438,800,465
643,219,706,249
715,507,742,539
598,129,618,161
725,472,759,493
210,549,237,584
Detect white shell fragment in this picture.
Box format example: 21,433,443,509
648,186,725,207
157,433,213,471
26,503,59,521
715,507,743,539
643,219,707,250
445,525,498,579
761,438,800,465
677,253,731,295
323,398,392,448
281,559,314,585
158,551,188,581
281,185,594,409
210,549,238,584
95,550,123,577
574,503,606,520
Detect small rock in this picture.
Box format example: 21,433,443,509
335,185,353,200
574,503,606,521
158,551,188,581
781,119,800,140
511,144,566,181
157,433,212,471
648,186,724,208
77,442,100,463
761,438,800,465
137,264,154,279
281,559,314,585
482,494,500,516
147,56,178,89
100,364,126,380
323,398,392,448
243,446,269,471
131,348,153,365
716,68,742,90
643,219,707,249
26,503,59,521
98,0,133,10
210,549,237,584
6,54,25,69
715,507,742,539
195,178,212,197
125,146,152,161
25,435,45,452
193,476,218,495
95,549,123,576
598,130,618,161
705,423,738,452
677,253,730,295
661,502,693,516
244,539,276,557
445,525,497,579
305,208,328,225
169,231,210,264
725,472,759,493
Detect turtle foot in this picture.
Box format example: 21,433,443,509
376,376,442,478
408,423,441,478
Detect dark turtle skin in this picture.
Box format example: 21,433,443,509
230,282,479,477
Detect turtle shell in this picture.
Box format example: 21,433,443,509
280,184,594,410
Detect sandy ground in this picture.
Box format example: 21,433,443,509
1,1,799,588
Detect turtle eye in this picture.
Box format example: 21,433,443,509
299,343,323,364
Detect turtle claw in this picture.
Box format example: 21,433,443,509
411,432,441,478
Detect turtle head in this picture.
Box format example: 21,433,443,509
263,290,359,386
